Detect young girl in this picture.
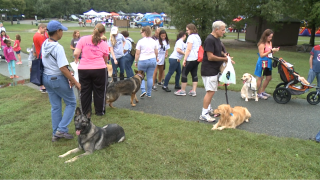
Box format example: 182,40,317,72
70,30,81,61
3,40,19,78
13,34,22,64
162,31,186,92
1,30,12,51
152,30,170,90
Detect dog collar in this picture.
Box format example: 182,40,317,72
137,74,143,79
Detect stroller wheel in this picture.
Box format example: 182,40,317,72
273,87,291,104
276,82,287,89
307,91,320,105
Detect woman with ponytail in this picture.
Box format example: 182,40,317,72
108,26,126,82
74,23,109,116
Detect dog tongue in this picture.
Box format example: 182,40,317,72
76,130,81,136
214,114,218,117
243,80,246,84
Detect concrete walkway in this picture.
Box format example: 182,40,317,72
1,52,319,141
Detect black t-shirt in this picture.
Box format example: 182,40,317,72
201,34,226,76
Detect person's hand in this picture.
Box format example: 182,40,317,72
231,60,235,64
183,59,186,67
165,53,168,58
75,82,81,90
156,58,159,62
272,47,279,52
114,59,118,64
177,59,180,62
135,62,138,67
74,59,79,64
224,53,230,57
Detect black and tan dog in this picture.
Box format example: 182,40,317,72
58,107,125,163
106,70,145,108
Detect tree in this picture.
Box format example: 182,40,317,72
1,0,26,25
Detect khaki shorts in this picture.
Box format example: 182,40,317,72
202,75,219,91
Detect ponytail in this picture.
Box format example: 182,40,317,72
110,33,116,47
92,23,105,46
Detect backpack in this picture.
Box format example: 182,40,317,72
197,45,204,62
128,39,136,58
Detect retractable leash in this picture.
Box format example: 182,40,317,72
77,89,84,115
225,71,230,104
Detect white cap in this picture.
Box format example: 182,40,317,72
111,26,118,34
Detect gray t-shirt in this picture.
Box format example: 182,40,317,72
108,33,125,59
70,38,80,49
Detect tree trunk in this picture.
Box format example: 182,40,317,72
309,22,315,46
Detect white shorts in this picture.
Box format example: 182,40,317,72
157,58,165,65
28,60,32,68
202,75,219,91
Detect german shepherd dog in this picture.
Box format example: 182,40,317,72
58,107,125,163
106,70,145,108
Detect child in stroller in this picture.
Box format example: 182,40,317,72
272,57,320,104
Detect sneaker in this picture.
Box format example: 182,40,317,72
174,90,186,96
147,95,151,98
52,136,61,142
152,85,157,91
199,113,216,122
10,75,13,79
161,79,164,84
155,79,158,84
140,92,146,98
54,131,74,139
188,90,197,97
262,92,271,97
309,137,320,143
162,86,171,92
41,89,47,93
174,86,181,90
257,93,268,100
157,82,163,86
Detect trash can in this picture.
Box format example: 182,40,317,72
17,19,20,24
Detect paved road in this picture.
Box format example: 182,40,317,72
1,51,319,141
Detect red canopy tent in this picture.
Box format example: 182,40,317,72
110,12,119,16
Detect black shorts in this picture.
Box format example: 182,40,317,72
262,68,272,76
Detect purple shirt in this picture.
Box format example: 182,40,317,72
3,46,17,62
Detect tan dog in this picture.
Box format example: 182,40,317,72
106,70,145,108
241,73,258,101
106,63,113,81
212,104,251,130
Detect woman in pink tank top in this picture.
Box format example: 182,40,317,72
256,29,279,99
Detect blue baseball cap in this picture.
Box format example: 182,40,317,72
47,20,68,32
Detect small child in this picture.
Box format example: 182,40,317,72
3,39,19,78
13,34,22,64
27,43,36,71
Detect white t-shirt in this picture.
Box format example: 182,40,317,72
157,40,170,65
186,34,201,61
169,39,186,60
136,37,157,60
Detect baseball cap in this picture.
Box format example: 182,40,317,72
111,26,118,35
47,20,68,32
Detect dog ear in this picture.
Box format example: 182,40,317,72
75,107,81,116
134,69,138,74
86,111,91,120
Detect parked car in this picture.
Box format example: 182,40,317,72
69,15,79,21
135,14,163,28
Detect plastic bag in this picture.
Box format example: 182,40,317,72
219,56,236,84
69,62,79,83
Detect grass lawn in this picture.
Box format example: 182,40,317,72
0,86,320,179
3,23,319,99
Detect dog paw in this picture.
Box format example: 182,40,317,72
245,99,248,102
58,155,64,158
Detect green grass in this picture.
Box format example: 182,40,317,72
4,24,319,98
0,86,320,179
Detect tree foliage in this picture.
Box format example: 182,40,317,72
0,0,26,24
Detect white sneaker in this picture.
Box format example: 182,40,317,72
199,113,216,122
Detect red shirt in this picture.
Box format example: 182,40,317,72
33,32,48,57
13,40,21,52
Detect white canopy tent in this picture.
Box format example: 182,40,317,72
83,10,98,16
136,13,144,17
98,12,111,16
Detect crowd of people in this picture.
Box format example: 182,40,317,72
2,19,317,143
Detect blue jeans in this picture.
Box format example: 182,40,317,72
307,69,320,88
316,130,320,142
111,56,125,75
123,53,134,78
43,74,77,135
7,60,16,76
138,58,156,96
164,58,181,87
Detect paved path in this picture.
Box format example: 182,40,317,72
1,52,319,140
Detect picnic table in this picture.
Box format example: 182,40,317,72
296,43,313,52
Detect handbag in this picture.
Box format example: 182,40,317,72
197,45,204,62
30,52,44,86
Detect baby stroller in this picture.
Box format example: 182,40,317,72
271,57,320,105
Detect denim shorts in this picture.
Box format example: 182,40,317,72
15,51,21,54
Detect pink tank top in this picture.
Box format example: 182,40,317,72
264,42,272,53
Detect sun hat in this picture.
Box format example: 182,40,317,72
47,20,68,32
111,26,118,35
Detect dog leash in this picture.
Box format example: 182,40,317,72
77,89,84,115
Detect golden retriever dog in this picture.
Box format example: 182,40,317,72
241,73,258,101
212,104,251,130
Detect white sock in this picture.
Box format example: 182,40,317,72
208,104,211,110
202,108,208,116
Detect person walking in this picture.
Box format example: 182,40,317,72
152,29,170,90
3,39,19,78
74,23,109,116
13,34,22,64
254,29,279,99
162,31,186,92
121,30,135,78
41,20,80,142
135,26,158,98
108,26,126,82
175,24,201,97
199,20,234,122
307,44,320,88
